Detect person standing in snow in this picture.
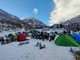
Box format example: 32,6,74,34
63,30,66,34
49,32,55,42
42,32,46,41
46,32,49,40
0,36,4,44
3,36,8,44
38,32,41,40
0,36,3,42
40,32,43,40
5,35,9,43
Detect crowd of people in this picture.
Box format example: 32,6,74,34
0,29,77,45
31,30,57,42
30,30,76,41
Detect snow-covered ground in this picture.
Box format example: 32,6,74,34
0,29,78,60
0,38,75,60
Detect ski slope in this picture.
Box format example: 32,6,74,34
0,38,75,60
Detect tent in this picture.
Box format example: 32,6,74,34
55,34,80,47
8,34,14,38
7,34,14,41
71,34,80,44
17,33,26,41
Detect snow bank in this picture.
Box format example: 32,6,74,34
0,39,75,60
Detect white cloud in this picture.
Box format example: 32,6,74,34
20,17,25,20
49,0,80,25
33,8,38,14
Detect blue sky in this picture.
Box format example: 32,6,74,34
0,0,54,25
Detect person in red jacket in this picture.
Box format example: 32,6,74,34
17,32,26,41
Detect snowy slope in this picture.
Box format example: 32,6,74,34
22,17,46,28
0,9,33,31
0,39,75,60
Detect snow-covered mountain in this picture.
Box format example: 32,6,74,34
0,9,47,31
63,15,80,25
62,15,80,31
50,15,80,31
22,17,46,28
0,9,35,31
0,9,24,31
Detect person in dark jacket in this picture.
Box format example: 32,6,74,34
49,32,55,42
0,37,3,42
42,32,46,41
0,37,4,44
46,33,49,40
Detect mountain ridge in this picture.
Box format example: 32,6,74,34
0,9,46,31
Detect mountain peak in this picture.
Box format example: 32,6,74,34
22,17,46,28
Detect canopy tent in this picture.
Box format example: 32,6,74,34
71,34,80,44
55,34,80,47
